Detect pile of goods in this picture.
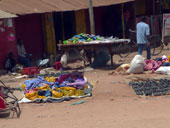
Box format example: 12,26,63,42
115,55,170,75
20,72,92,103
63,33,101,45
145,55,170,73
62,33,130,45
129,79,170,96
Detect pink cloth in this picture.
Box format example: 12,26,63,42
66,80,87,89
24,88,38,94
144,60,162,72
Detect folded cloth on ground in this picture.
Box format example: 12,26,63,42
66,80,87,89
162,62,170,66
24,76,55,90
155,66,170,75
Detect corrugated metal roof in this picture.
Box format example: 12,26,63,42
93,0,134,7
0,0,134,15
0,10,17,19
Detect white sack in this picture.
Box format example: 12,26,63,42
60,52,69,68
155,66,170,75
127,55,146,74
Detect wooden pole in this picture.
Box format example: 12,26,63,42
88,0,95,34
121,4,125,39
61,12,65,40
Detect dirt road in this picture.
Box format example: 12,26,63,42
1,47,170,128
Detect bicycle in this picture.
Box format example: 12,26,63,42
0,80,21,118
118,29,166,58
118,29,137,58
149,35,165,56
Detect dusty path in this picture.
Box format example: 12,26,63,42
0,46,170,128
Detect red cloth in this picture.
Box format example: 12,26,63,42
0,87,6,110
58,73,72,83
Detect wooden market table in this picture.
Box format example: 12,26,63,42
57,40,130,66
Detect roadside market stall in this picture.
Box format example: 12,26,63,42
58,34,130,66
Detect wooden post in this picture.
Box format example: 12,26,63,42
88,0,95,34
153,0,156,15
61,12,65,40
133,1,137,30
121,4,125,39
150,16,154,35
162,15,165,43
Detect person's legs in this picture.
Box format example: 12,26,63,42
18,56,31,67
138,44,144,55
26,54,32,61
145,44,151,60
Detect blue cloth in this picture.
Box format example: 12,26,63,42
65,77,75,83
59,81,69,87
138,44,151,60
38,90,46,96
45,90,52,97
77,78,84,81
91,51,110,68
24,76,54,90
162,62,170,66
50,82,59,89
50,81,69,89
37,90,52,97
18,56,31,67
154,57,162,62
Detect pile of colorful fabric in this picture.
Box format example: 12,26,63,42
144,55,170,73
20,72,92,103
63,33,101,45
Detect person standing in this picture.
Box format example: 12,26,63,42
136,16,151,60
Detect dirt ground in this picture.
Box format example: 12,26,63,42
0,46,170,128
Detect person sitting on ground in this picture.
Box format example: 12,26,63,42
17,39,32,67
5,52,17,72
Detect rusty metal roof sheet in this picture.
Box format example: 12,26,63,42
0,10,17,19
0,0,134,15
93,0,134,7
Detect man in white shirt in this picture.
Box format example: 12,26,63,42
17,39,31,67
136,16,151,59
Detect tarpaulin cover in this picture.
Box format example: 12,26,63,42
0,0,134,15
0,10,17,19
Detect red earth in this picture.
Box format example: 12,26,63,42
0,45,170,128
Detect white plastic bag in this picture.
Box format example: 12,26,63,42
127,55,146,74
155,67,170,75
60,52,69,68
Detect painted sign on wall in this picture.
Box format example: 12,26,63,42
0,18,17,68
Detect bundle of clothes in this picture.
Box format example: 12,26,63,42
113,55,170,75
21,72,92,102
63,33,101,45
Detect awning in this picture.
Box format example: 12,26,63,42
0,0,134,15
0,10,17,19
93,0,134,7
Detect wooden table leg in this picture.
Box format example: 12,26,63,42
73,49,87,67
85,49,92,64
108,47,114,66
110,53,114,66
